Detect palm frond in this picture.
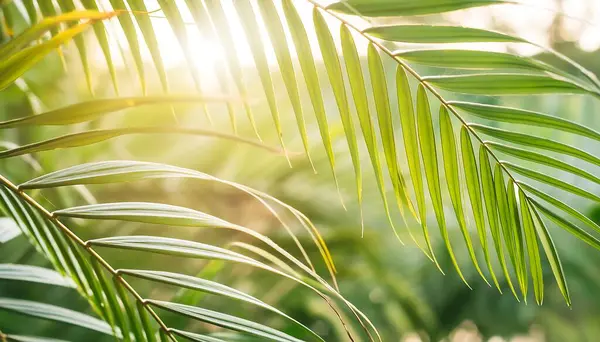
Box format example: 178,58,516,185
2,0,600,340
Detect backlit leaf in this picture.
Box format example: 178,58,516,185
0,298,116,335
364,25,524,43
439,106,487,283
424,74,586,95
327,0,510,16
416,85,468,286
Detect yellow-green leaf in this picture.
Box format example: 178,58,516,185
109,0,146,93
461,128,500,290
493,166,524,298
473,124,600,166
364,25,524,43
282,0,338,189
0,127,283,159
0,10,118,60
529,203,570,306
416,85,468,286
530,198,600,252
0,21,93,91
127,0,169,93
397,66,439,265
519,182,600,236
487,142,600,187
327,0,510,16
452,102,600,141
502,162,600,203
440,106,487,284
479,148,518,298
506,179,527,299
519,190,543,305
205,0,259,138
424,74,586,95
0,95,234,129
341,24,394,236
396,49,561,74
256,0,313,168
314,8,362,220
235,0,286,156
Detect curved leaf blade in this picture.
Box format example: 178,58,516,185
257,0,314,168
0,298,116,336
314,8,362,216
282,0,339,191
121,269,324,342
473,124,600,166
487,142,600,187
395,49,560,73
149,300,303,342
519,182,600,236
425,74,586,95
529,204,570,305
363,25,524,43
519,190,543,305
369,44,417,238
439,106,487,283
502,162,600,203
0,96,235,129
170,329,225,342
0,264,75,287
234,0,286,154
397,66,439,265
479,148,518,298
461,129,500,290
0,21,93,91
451,102,600,141
529,199,600,252
341,25,395,237
54,202,235,229
327,0,510,16
0,127,283,159
493,167,524,298
505,179,527,299
416,85,468,286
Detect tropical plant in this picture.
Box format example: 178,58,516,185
1,0,600,341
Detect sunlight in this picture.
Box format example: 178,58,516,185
5,0,600,340
91,0,600,84
95,0,318,70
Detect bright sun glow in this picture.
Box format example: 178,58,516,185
94,0,600,79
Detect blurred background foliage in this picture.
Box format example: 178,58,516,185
1,0,600,341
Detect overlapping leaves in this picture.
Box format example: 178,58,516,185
0,7,372,342
2,0,600,341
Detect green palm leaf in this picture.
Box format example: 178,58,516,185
3,0,600,340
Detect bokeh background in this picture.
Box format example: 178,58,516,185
1,0,600,341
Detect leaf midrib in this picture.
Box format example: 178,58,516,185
0,173,176,341
307,0,536,221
